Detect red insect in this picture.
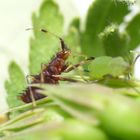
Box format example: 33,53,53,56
20,29,94,103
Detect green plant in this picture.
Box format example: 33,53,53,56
2,0,140,140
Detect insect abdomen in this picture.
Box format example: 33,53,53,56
20,87,46,103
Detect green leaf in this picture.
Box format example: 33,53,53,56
5,62,26,108
65,27,81,65
44,92,99,125
0,108,63,135
81,0,130,57
88,56,129,79
126,13,140,50
99,24,130,57
42,83,140,140
98,77,140,89
1,119,108,140
69,17,80,32
29,0,64,74
51,119,108,140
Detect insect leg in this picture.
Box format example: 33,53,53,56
64,57,95,72
26,75,36,107
26,75,41,83
52,75,78,82
41,63,47,83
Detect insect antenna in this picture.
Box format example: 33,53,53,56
40,29,61,40
41,28,69,51
26,28,69,51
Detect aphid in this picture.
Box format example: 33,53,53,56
20,29,94,103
